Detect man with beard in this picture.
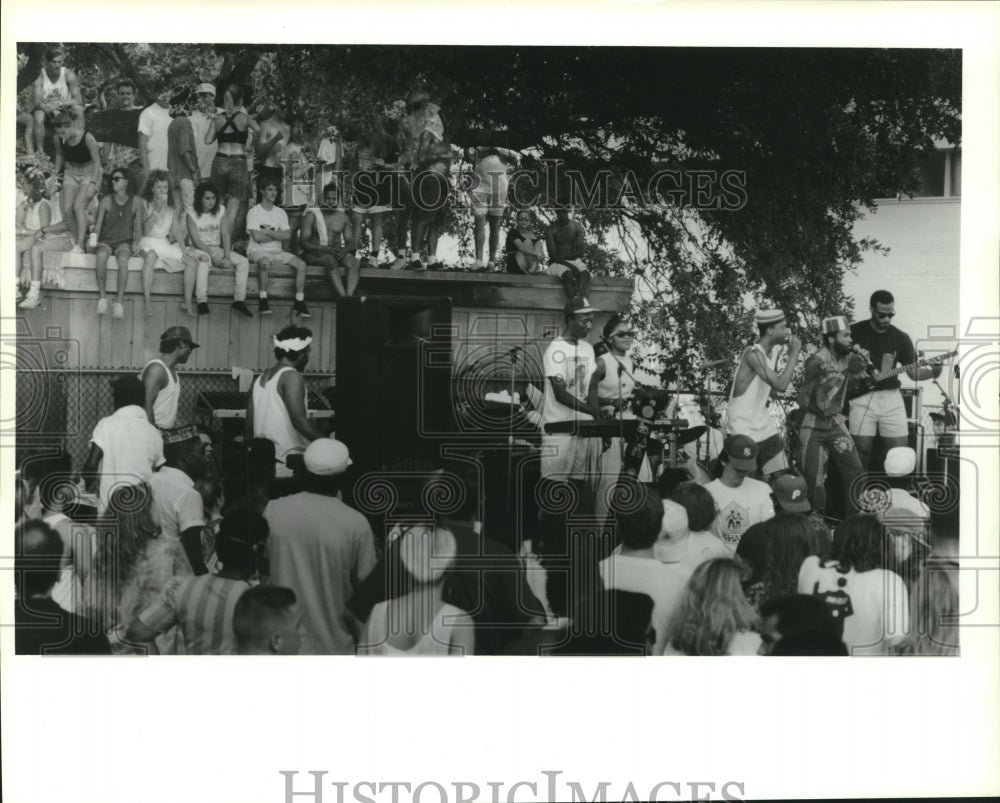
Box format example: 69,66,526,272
245,325,326,479
795,316,868,516
141,326,199,431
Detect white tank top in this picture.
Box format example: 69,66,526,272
252,366,310,471
726,343,777,440
140,358,180,430
42,67,70,101
596,352,637,419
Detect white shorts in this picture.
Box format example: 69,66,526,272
248,247,297,266
849,389,908,438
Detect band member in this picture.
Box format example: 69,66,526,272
795,316,867,516
726,308,802,476
537,297,602,618
590,314,653,524
848,290,940,470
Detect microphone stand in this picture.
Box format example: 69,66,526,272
507,347,518,513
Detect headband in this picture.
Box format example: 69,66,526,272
274,335,313,351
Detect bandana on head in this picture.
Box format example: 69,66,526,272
274,335,312,352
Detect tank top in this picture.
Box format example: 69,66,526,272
102,195,134,244
139,358,180,429
251,366,310,472
363,601,464,656
726,343,777,440
190,207,225,248
597,352,637,420
42,67,70,101
61,132,94,165
216,114,246,146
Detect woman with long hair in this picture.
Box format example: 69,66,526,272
590,314,654,525
892,558,959,656
135,168,199,317
662,557,761,655
205,84,260,240
94,166,141,318
797,513,909,654
85,483,192,653
739,515,814,611
186,180,252,316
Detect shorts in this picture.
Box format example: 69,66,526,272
410,170,450,221
97,241,133,258
247,246,297,266
63,162,97,188
547,258,587,278
849,389,908,438
211,153,250,201
351,169,393,213
469,178,509,216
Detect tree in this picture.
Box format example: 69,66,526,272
16,44,961,388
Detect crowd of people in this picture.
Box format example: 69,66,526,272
16,48,595,315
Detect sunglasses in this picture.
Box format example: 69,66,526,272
876,312,896,319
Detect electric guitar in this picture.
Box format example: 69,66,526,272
845,350,957,402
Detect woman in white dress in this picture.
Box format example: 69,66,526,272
135,169,199,317
358,525,474,656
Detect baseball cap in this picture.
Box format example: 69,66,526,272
196,83,216,97
660,499,690,539
160,325,200,348
723,434,758,472
303,438,353,476
564,296,599,316
772,474,811,513
884,446,916,477
162,424,201,445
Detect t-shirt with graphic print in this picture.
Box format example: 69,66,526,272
704,477,775,550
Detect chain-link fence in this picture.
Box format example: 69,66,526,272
15,369,333,470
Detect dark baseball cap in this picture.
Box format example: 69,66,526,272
723,434,758,472
160,325,200,348
772,474,811,513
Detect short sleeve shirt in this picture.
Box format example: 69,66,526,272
849,321,917,392
246,204,290,254
90,405,165,511
150,466,204,541
137,103,172,171
542,337,596,425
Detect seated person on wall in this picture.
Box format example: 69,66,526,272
93,167,141,319
246,176,310,318
135,169,201,319
545,206,592,298
504,208,546,274
300,181,359,298
19,188,75,311
27,46,85,156
186,180,253,318
15,170,55,305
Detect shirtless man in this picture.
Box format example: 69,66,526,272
726,308,802,476
545,208,591,298
300,182,359,298
28,47,84,155
254,102,291,205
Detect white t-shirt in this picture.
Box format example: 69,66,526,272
541,337,596,425
798,555,909,655
137,103,172,171
246,203,290,254
705,477,775,549
189,207,225,249
150,466,204,542
90,405,165,512
599,553,692,655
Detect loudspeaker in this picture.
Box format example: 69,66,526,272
335,296,455,501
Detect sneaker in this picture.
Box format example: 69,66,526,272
407,260,426,272
96,297,109,315
197,302,211,315
69,244,84,254
389,256,407,271
112,301,124,319
19,291,42,309
359,257,372,271
259,297,272,315
486,260,497,272
15,287,22,302
231,300,253,318
427,261,445,271
292,300,311,318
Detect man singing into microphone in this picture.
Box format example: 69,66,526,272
796,316,868,516
725,309,801,476
848,290,940,471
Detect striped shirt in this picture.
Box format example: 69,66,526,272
138,574,252,655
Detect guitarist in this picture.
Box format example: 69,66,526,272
849,290,941,471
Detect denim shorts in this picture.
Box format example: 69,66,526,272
211,154,249,201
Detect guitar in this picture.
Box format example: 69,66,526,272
845,350,957,402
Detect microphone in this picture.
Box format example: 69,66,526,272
695,358,727,372
852,344,877,369
617,362,625,377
